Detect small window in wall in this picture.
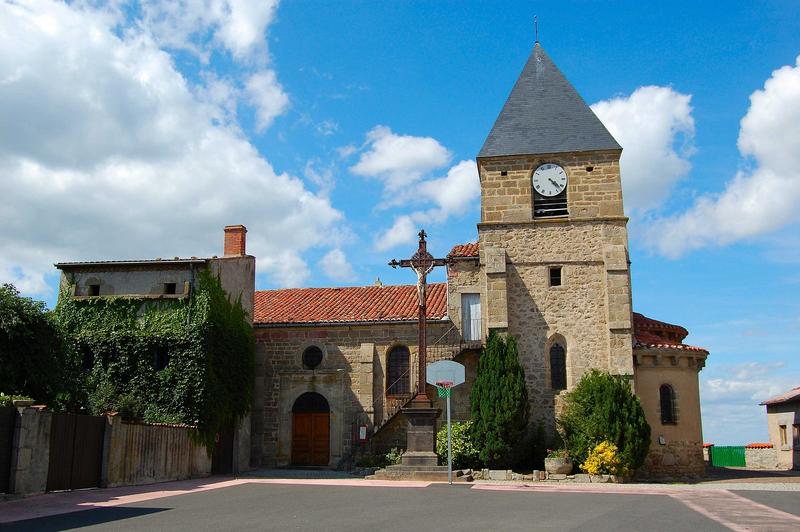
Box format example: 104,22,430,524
549,266,562,287
88,284,100,296
550,342,567,391
387,346,410,396
461,293,481,341
164,282,177,295
779,425,788,446
793,425,800,448
302,346,323,370
660,384,676,424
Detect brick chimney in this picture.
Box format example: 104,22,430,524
223,225,247,256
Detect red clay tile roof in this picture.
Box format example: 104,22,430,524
254,283,447,325
448,242,479,258
633,312,707,353
745,443,773,449
760,386,800,406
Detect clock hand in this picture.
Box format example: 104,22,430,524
548,178,560,187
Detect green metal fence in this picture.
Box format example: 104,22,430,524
709,446,746,467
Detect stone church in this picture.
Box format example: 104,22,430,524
249,43,710,478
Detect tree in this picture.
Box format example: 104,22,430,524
557,370,651,474
0,283,64,403
469,331,529,468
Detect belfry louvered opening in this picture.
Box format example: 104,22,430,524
534,190,568,218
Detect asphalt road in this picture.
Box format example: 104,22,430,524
6,482,799,532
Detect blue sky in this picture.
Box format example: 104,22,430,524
1,1,799,444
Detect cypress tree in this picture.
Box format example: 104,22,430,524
470,331,529,468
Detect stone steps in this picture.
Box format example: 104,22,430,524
367,467,473,482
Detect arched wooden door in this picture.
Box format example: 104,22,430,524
292,392,330,466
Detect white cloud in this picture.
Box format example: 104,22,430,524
245,69,290,132
0,0,340,295
318,248,356,283
374,160,480,250
646,56,800,257
591,86,695,214
350,126,451,192
374,215,417,252
138,0,280,62
700,361,798,444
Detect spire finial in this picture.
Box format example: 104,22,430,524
534,15,539,43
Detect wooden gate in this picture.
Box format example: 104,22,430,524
0,407,16,493
46,413,106,491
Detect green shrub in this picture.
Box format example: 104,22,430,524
557,370,651,474
0,284,64,404
436,421,480,469
385,447,403,465
0,393,34,408
469,331,529,468
355,453,387,468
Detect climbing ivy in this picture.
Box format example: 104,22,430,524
54,269,255,451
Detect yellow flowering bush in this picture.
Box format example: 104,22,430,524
581,441,626,475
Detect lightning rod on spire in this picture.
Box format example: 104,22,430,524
534,15,539,43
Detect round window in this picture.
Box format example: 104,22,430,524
302,346,323,370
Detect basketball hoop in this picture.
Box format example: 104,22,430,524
435,380,454,398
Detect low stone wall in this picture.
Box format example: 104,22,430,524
102,416,211,488
639,441,705,479
745,446,779,470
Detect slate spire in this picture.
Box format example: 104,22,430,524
478,43,621,158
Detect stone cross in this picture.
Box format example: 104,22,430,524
389,230,449,402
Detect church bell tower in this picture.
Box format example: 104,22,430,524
476,42,634,419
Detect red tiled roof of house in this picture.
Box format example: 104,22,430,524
745,443,773,449
633,312,707,353
448,242,479,258
254,283,447,325
760,386,800,406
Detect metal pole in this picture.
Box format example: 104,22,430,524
447,390,452,485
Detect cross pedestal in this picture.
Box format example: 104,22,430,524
400,403,440,467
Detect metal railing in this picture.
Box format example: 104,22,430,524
371,322,485,434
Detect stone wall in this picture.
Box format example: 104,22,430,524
745,447,780,470
102,416,211,488
8,407,51,495
639,440,705,479
477,150,624,224
253,320,456,467
634,348,708,478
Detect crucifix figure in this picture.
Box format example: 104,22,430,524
389,229,449,402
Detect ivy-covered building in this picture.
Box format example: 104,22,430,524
54,225,255,472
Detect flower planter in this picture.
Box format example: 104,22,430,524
544,457,573,475
13,399,34,407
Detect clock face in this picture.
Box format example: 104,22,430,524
532,163,567,197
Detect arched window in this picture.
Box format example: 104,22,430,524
660,384,676,424
302,346,323,370
386,346,410,396
550,342,567,391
